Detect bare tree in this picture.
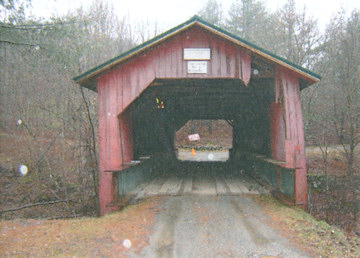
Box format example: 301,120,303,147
273,0,321,67
0,0,139,218
324,10,360,175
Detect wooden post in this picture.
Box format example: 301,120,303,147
279,67,307,208
276,167,281,191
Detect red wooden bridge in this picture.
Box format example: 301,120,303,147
74,16,320,215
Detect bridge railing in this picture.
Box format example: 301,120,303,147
240,153,296,205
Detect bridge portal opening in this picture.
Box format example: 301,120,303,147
174,119,233,162
131,78,274,162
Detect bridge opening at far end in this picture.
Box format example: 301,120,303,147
174,120,233,162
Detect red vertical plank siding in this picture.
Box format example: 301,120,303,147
122,69,132,110
97,74,122,215
236,50,242,79
275,68,281,103
280,67,307,207
97,79,108,215
159,45,167,78
285,139,295,168
119,108,134,164
175,41,183,77
227,46,236,77
241,50,251,85
218,39,226,77
100,26,255,100
129,62,137,103
210,38,220,76
269,103,286,161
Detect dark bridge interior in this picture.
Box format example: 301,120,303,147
130,78,275,159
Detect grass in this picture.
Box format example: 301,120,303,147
255,195,360,258
305,144,360,159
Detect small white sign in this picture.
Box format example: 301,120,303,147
187,61,207,73
184,48,211,60
188,133,200,141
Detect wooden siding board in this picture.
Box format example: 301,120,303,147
280,67,307,207
275,68,281,103
281,73,291,139
211,38,220,76
219,39,226,77
241,50,251,85
269,102,286,161
236,50,241,80
98,78,116,215
119,108,134,164
228,45,236,77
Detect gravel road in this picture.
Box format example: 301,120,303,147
137,195,310,258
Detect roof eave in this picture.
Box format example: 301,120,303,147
74,16,321,89
193,21,321,85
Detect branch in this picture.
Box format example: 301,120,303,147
44,213,83,220
33,132,60,168
0,199,76,213
0,20,79,30
0,39,38,46
79,85,99,201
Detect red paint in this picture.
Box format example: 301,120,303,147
269,68,307,207
99,26,252,111
285,140,295,168
98,74,121,215
96,23,308,214
275,68,281,103
241,50,251,85
279,67,307,207
119,108,134,164
269,103,285,161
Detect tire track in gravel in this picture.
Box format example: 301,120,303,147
150,198,182,257
230,197,270,246
140,196,310,258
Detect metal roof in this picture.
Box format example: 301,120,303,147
73,15,321,89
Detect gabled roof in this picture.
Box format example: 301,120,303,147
73,15,320,89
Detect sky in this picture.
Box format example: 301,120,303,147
30,0,358,31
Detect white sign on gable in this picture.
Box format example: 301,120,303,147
184,48,211,60
187,61,207,73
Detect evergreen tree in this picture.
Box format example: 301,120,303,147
226,0,273,49
197,0,224,27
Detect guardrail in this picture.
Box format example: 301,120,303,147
240,153,296,205
105,155,172,208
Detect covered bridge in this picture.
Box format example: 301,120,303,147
74,16,320,215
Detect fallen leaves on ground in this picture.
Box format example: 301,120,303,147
0,197,163,257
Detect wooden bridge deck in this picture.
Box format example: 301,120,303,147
129,171,269,200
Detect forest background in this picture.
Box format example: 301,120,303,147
0,0,359,235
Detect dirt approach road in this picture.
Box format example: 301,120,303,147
136,195,309,258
